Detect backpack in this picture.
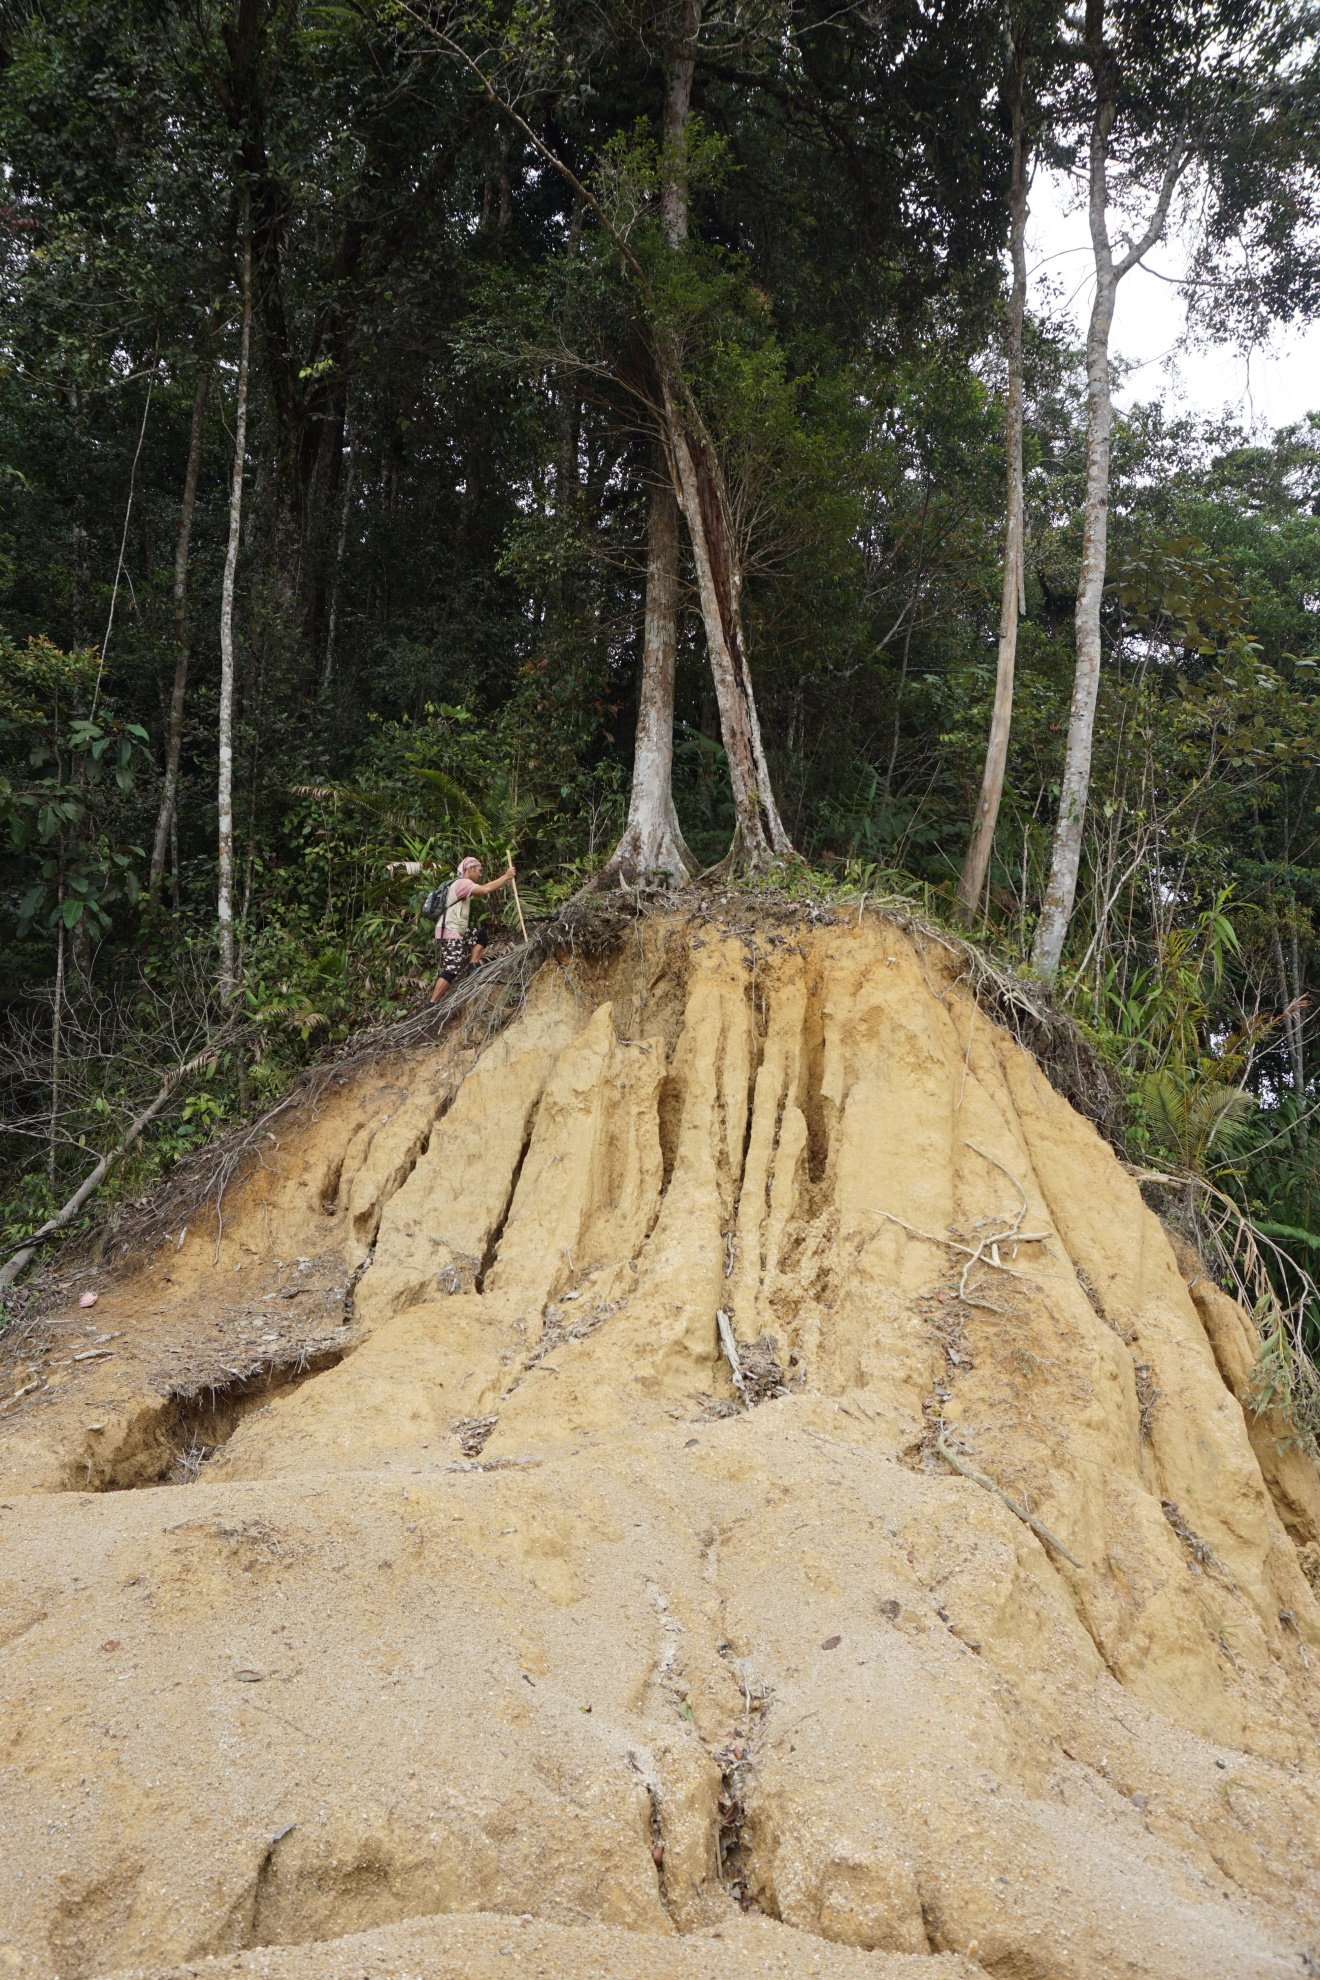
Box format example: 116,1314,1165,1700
422,881,451,923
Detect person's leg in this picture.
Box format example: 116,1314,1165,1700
468,942,487,970
431,937,465,1004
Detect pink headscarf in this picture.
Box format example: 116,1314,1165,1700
458,856,481,877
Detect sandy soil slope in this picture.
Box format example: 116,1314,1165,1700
3,908,1318,1979
102,1909,986,1978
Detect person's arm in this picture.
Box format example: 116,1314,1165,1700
471,864,514,897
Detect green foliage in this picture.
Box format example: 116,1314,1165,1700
1136,1071,1257,1172
0,633,151,936
0,0,1314,1433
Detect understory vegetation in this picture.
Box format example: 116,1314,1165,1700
0,0,1317,1424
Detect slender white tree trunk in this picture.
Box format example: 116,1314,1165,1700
1032,4,1185,979
319,415,355,698
958,67,1030,921
217,220,253,1005
1030,112,1115,980
150,360,210,895
49,909,64,1187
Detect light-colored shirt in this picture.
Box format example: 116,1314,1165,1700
438,874,477,938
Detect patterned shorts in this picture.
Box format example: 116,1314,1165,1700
436,931,481,979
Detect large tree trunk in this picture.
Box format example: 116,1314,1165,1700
651,0,793,871
1032,0,1185,980
601,0,701,884
659,0,700,246
423,1,792,873
603,447,697,882
664,390,794,869
217,221,253,1006
150,360,210,897
958,61,1029,922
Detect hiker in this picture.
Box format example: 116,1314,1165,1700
430,854,516,1003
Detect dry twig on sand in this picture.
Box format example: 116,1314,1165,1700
870,1142,1050,1304
869,1210,1050,1278
937,1431,1082,1568
717,1308,748,1407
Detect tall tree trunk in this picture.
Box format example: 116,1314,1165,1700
1030,56,1116,980
150,360,210,895
664,391,793,869
424,1,792,872
651,0,793,870
1288,924,1307,1114
958,60,1030,921
601,0,701,884
884,489,929,795
604,445,696,882
319,414,355,698
217,220,253,1006
49,901,64,1188
1272,917,1307,1100
302,380,350,669
1031,1,1184,979
659,0,699,247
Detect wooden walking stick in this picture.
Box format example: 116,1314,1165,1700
507,845,528,941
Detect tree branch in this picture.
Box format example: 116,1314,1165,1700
396,4,650,290
1116,136,1189,280
0,1046,223,1294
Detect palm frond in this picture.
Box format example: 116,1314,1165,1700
1137,1071,1256,1167
292,782,430,835
409,767,490,834
1189,1083,1256,1157
1138,1069,1188,1155
1257,1220,1320,1255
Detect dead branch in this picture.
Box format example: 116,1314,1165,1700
717,1307,748,1407
963,1140,1030,1232
871,1143,1047,1303
868,1207,1050,1281
937,1430,1082,1568
0,1044,219,1293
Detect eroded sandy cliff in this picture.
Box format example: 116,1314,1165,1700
2,908,1318,1979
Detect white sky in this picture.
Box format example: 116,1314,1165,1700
1029,167,1320,431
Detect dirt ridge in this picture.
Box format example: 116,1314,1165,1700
2,907,1318,1979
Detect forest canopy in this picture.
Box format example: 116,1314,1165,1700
1,0,1318,1394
